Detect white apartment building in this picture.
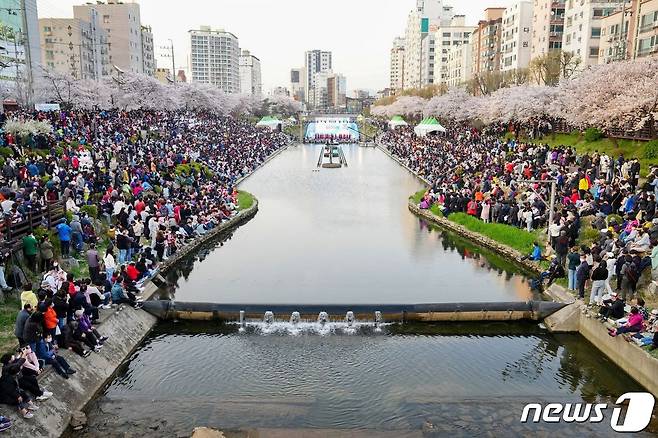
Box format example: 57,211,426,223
141,25,154,76
239,50,262,95
0,0,41,90
189,26,240,93
39,18,109,80
73,1,153,75
562,0,619,67
501,1,534,71
431,16,476,85
304,49,332,106
390,36,405,91
445,42,472,86
311,70,331,109
403,0,455,88
531,0,566,58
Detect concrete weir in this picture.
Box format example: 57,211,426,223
6,201,260,438
141,300,567,322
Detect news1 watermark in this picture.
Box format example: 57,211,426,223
520,392,655,432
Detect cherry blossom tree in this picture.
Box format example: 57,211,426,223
423,88,480,121
475,85,558,123
555,58,658,130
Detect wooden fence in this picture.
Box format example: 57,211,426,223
1,200,66,252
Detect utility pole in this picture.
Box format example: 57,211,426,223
617,0,627,61
20,0,33,106
168,39,176,84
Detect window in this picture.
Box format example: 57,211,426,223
103,15,110,24
589,46,599,57
591,27,601,38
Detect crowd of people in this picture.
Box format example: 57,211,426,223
0,109,289,424
382,123,658,351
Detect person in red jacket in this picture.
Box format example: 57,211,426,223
466,199,478,216
126,262,140,282
41,299,59,341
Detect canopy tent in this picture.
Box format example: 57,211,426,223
414,117,446,137
388,115,408,129
256,116,282,131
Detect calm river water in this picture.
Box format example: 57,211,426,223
83,145,655,437
153,144,535,304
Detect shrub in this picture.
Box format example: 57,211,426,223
607,214,623,227
175,162,213,178
80,205,98,219
0,147,13,158
644,140,658,159
34,226,61,257
584,127,603,142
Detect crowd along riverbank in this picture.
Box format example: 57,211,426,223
1,125,287,438
6,199,260,438
376,142,658,398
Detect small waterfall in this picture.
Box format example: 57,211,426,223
235,310,387,335
374,311,382,329
345,311,355,327
239,310,246,332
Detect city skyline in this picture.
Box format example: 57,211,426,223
34,0,514,93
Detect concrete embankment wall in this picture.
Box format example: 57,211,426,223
579,312,658,397
7,200,260,438
408,202,544,276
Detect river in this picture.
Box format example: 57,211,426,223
82,145,654,437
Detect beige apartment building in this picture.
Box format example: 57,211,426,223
445,41,472,86
39,17,109,80
531,0,566,58
73,1,154,75
470,8,506,77
390,37,405,91
635,0,658,57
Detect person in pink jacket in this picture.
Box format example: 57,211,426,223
608,307,644,337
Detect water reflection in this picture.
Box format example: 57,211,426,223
84,323,655,437
152,145,536,304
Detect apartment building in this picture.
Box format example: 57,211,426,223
501,1,534,71
470,8,506,77
39,17,109,80
531,0,566,58
431,16,476,85
403,0,455,88
562,0,619,67
73,1,154,75
189,26,240,93
445,41,473,86
390,36,405,91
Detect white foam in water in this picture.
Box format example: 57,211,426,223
233,320,389,335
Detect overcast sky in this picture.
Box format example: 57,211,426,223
35,0,512,93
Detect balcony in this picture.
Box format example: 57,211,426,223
639,22,658,34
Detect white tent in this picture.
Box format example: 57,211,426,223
414,117,446,137
388,115,408,130
256,116,282,131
